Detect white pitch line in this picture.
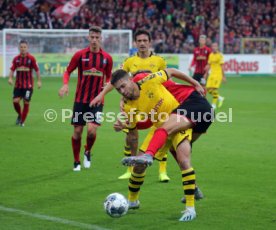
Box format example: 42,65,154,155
0,205,110,230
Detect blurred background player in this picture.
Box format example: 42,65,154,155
58,26,113,171
120,29,169,182
8,40,41,127
189,35,211,86
204,42,226,109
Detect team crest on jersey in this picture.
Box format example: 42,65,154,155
28,59,31,64
103,59,107,64
150,63,155,68
83,68,103,77
147,91,154,99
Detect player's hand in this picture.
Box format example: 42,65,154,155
37,81,42,89
90,94,103,107
194,82,205,96
8,78,13,85
114,119,125,132
59,84,69,98
222,75,227,83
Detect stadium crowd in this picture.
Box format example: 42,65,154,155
0,0,275,54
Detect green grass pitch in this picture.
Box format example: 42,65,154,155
0,76,275,230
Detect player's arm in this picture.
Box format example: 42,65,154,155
8,58,16,85
221,63,226,82
8,70,14,85
189,50,196,71
165,68,205,95
59,52,79,97
32,57,42,89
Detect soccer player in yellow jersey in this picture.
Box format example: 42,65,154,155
111,68,211,221
119,29,169,182
204,42,226,109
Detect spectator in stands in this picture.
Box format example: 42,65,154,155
0,0,275,54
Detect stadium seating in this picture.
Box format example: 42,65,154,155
1,0,275,54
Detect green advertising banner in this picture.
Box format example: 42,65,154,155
33,53,179,77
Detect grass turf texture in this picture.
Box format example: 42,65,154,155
0,77,275,230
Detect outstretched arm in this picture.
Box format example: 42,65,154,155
165,68,204,95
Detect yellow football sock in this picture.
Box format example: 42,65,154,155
159,157,167,174
208,88,219,105
182,168,196,207
124,145,131,157
128,171,145,202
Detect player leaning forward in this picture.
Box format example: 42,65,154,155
111,69,213,221
59,26,113,171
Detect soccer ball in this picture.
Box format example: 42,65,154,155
104,193,129,218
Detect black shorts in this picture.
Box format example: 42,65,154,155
71,102,103,126
172,91,214,133
13,88,33,101
193,73,206,85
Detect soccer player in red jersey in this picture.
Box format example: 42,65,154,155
59,26,113,171
189,35,211,86
8,40,41,127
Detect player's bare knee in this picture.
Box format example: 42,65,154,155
87,123,97,137
13,98,20,103
73,126,83,139
133,164,146,174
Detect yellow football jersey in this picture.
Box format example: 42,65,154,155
123,70,179,129
122,52,166,75
208,52,224,75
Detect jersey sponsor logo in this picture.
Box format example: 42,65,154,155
16,60,20,63
16,66,30,71
82,58,90,61
103,59,107,64
151,98,164,113
196,55,207,60
83,68,103,77
28,59,31,64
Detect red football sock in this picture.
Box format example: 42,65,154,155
13,102,21,116
85,134,96,152
146,128,168,157
72,137,81,162
21,103,29,123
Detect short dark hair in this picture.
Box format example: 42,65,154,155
89,26,102,34
19,40,28,45
111,69,129,85
134,29,151,41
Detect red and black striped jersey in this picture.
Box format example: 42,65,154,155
10,53,39,89
191,46,211,74
64,47,113,104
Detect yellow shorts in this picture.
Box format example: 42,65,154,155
139,127,193,161
206,74,222,89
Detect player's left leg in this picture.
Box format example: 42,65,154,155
128,158,147,209
84,122,99,168
83,104,103,168
20,89,33,126
175,139,197,222
118,130,133,179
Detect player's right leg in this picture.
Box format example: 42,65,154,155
71,102,86,171
128,158,147,210
118,130,133,179
72,125,83,171
174,138,197,222
12,88,22,125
